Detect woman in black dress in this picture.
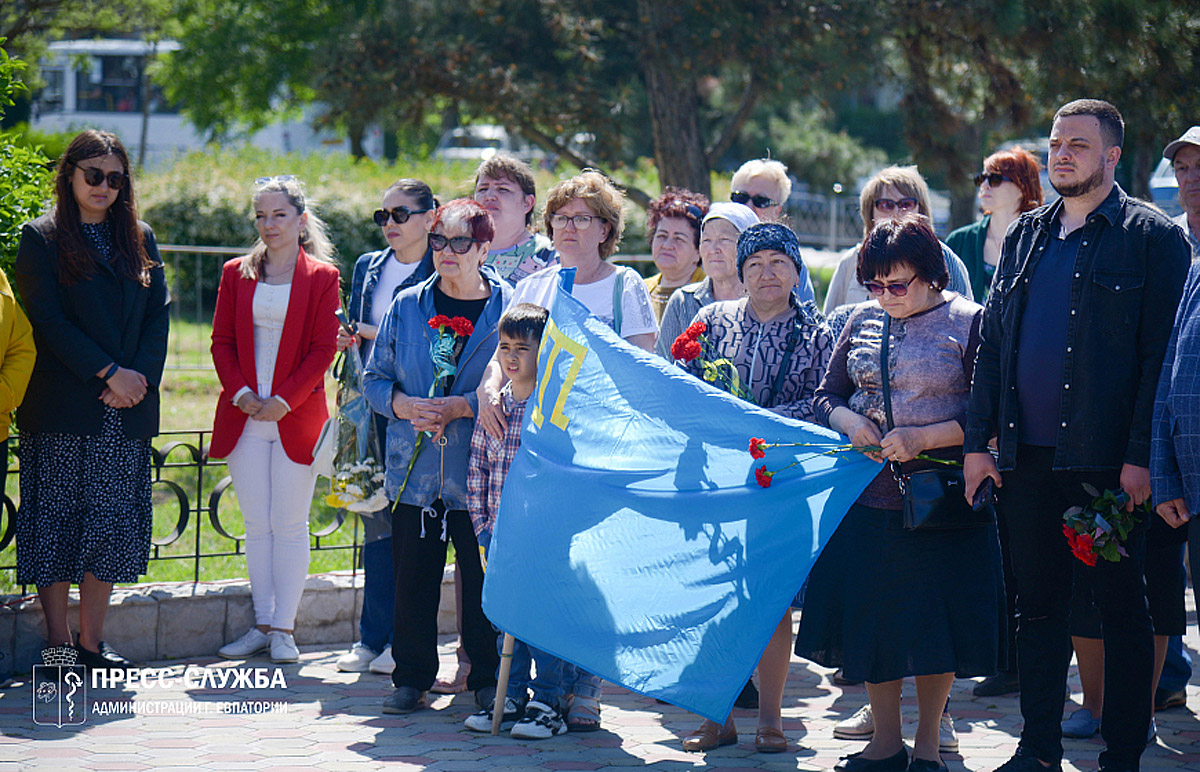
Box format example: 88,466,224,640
15,130,170,668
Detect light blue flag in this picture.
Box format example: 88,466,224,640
482,276,881,722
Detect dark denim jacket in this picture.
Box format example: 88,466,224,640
347,245,435,355
964,184,1190,471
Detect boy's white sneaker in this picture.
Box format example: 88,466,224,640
336,642,377,672
368,646,395,675
511,700,568,739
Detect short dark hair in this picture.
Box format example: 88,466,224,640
857,214,949,291
1054,99,1124,149
385,178,439,211
498,302,548,343
474,155,538,226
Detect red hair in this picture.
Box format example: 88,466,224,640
985,147,1043,213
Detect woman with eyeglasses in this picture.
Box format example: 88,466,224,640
946,147,1044,301
797,215,1002,772
643,188,710,322
731,159,816,304
677,222,834,754
473,170,656,732
823,166,974,333
16,129,168,669
364,198,507,716
209,176,340,663
333,179,439,677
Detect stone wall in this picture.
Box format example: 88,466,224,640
0,566,457,674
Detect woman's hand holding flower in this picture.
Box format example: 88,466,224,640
879,426,927,463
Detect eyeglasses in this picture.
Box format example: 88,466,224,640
731,191,777,209
973,172,1012,187
254,175,297,186
74,164,127,190
863,276,919,297
874,197,919,214
549,213,596,230
373,206,431,226
428,233,480,254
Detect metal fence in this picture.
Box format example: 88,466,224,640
786,191,864,250
0,429,362,590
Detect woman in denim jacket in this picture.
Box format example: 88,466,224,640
364,198,512,716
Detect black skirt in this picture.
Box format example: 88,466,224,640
16,407,153,586
795,502,1006,683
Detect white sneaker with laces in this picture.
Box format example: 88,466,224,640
336,642,377,672
464,696,526,732
218,628,270,659
511,700,567,740
939,711,959,752
368,646,395,675
269,631,300,663
833,704,874,739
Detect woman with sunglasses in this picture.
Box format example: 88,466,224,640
644,188,710,322
797,215,1002,772
364,198,507,716
823,166,973,333
15,129,169,669
731,159,817,304
946,147,1044,301
209,176,340,663
334,179,439,676
677,222,834,754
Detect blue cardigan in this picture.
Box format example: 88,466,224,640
363,268,513,509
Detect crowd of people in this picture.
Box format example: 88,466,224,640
16,97,1200,772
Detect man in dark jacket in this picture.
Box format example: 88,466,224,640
964,99,1192,772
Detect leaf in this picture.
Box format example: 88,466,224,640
1082,482,1100,498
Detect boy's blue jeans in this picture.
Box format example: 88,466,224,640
359,518,395,653
483,539,566,710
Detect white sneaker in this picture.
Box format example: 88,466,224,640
218,628,270,659
464,695,526,732
368,646,395,675
833,704,874,739
939,710,959,752
336,643,377,673
269,631,299,663
510,700,567,739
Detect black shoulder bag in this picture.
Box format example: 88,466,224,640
880,313,993,530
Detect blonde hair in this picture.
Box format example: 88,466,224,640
543,170,625,259
731,159,792,203
241,176,336,280
858,165,932,240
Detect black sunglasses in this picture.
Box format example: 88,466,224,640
731,190,777,209
74,164,128,190
428,233,479,254
373,206,431,227
874,197,919,214
973,172,1012,187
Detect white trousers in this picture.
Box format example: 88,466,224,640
226,419,317,630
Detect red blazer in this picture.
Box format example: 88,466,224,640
209,248,340,464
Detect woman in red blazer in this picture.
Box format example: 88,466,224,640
209,176,340,663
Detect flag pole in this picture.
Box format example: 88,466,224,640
491,633,516,735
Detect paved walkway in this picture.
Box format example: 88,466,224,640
2,621,1199,771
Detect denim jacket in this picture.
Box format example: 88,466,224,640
965,184,1190,471
363,268,513,509
347,246,435,357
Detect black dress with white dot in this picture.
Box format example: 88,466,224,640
14,220,154,587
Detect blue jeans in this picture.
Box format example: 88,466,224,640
359,528,394,653
499,634,566,710
1159,637,1192,693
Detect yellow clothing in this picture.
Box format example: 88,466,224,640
645,265,705,323
0,270,35,439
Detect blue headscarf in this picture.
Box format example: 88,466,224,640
736,222,803,281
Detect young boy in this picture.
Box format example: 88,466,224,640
463,303,568,739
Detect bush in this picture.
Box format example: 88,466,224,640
0,49,52,291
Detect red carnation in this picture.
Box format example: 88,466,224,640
749,438,767,460
428,314,451,330
685,321,707,340
670,334,703,362
448,316,475,338
1062,524,1076,542
755,465,774,488
1070,532,1097,566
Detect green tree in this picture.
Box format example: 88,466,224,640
0,43,52,285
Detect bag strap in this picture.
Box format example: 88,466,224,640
879,312,906,485
611,266,632,336
763,316,802,407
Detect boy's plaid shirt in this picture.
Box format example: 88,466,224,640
467,383,529,538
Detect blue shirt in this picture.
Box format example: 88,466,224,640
1015,227,1082,446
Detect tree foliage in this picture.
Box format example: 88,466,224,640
0,43,51,285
